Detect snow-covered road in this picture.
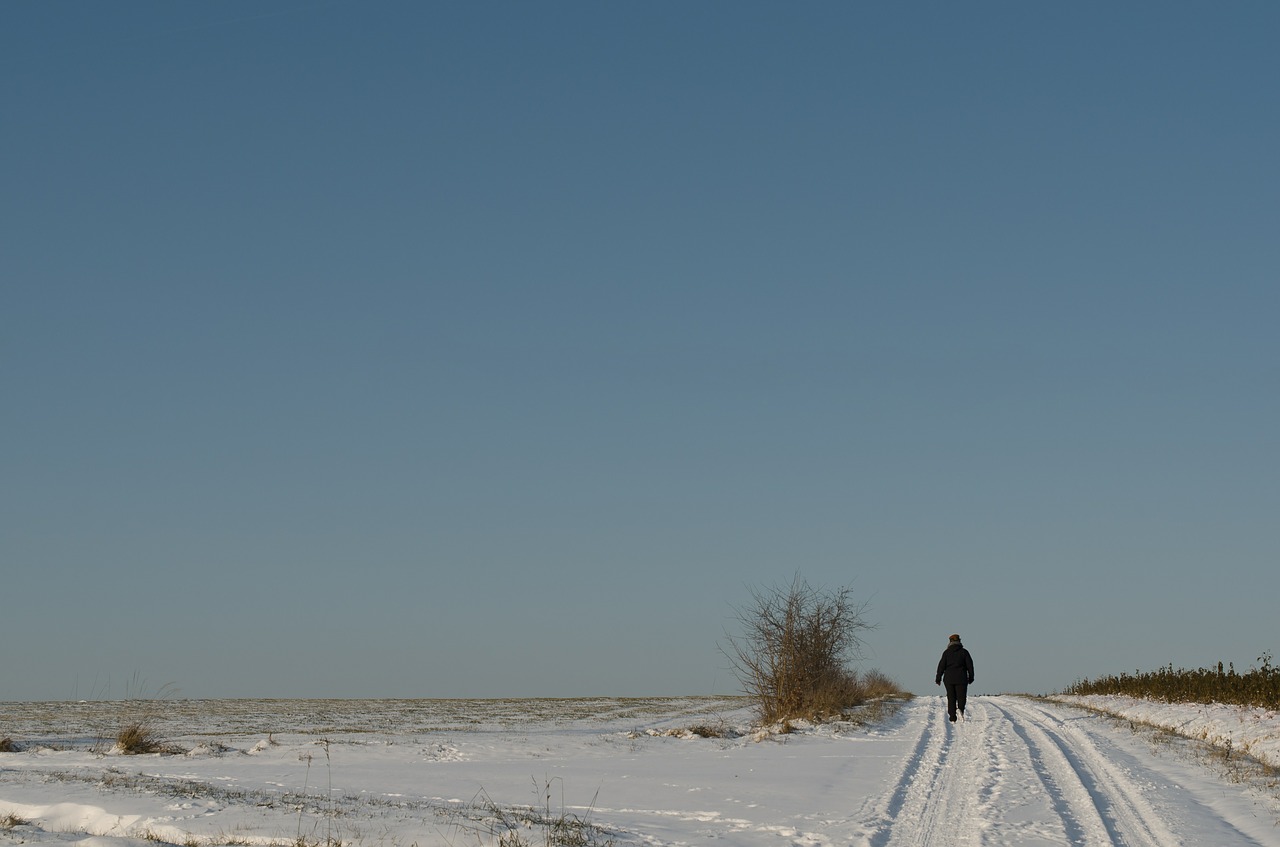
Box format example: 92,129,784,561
854,696,1272,846
3,695,1278,847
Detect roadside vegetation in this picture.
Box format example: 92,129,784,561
721,575,910,726
456,778,615,847
1064,652,1280,710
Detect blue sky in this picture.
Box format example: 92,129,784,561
3,2,1278,701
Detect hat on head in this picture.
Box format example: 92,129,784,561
949,633,961,642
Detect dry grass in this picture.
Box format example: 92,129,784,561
684,724,731,739
75,676,186,756
116,721,165,754
292,836,344,847
842,696,911,728
861,668,903,700
635,722,741,740
1065,652,1280,710
2,813,32,830
455,779,614,847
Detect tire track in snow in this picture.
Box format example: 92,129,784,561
990,698,1182,847
852,697,940,845
857,698,990,847
853,697,1275,847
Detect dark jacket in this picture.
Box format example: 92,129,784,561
936,642,974,686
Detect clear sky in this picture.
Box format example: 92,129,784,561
4,2,1278,702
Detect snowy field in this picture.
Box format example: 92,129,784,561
4,695,1280,847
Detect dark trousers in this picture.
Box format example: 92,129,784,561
945,683,968,719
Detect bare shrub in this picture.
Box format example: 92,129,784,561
791,667,862,721
722,575,875,724
861,668,901,700
0,737,20,752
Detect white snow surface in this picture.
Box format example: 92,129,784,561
3,695,1280,847
1053,693,1280,770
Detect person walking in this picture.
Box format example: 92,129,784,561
935,633,974,722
